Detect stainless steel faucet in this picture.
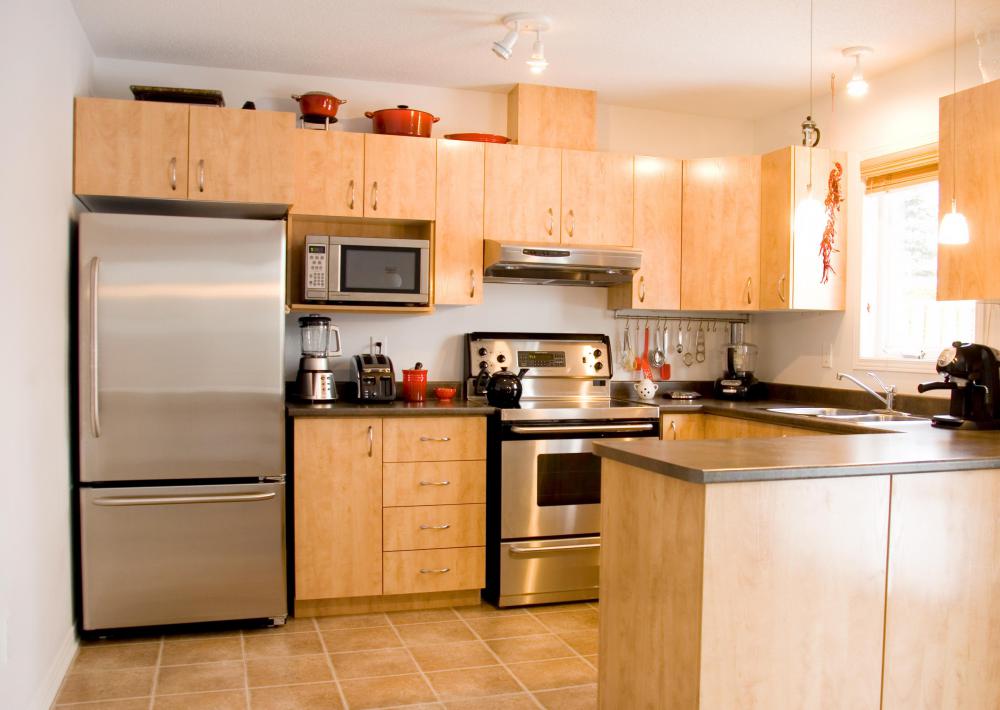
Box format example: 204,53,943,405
836,371,898,413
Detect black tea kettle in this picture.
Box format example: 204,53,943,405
486,368,528,408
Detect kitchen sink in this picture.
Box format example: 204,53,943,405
766,407,925,423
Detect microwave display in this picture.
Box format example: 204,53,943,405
341,246,422,294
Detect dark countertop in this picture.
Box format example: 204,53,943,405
287,398,495,417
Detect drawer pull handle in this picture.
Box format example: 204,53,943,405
367,426,374,457
419,523,451,530
418,480,451,486
419,567,451,574
419,436,451,442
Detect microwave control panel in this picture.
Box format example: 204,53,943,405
305,235,329,301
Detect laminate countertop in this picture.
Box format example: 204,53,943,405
287,399,495,417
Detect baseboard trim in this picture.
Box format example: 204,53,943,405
31,625,77,710
295,589,481,617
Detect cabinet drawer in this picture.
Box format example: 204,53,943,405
383,547,485,595
382,417,486,462
383,504,485,551
383,461,486,506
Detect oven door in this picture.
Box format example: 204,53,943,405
499,421,656,539
328,237,429,303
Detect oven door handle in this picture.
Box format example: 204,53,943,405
509,542,602,554
508,423,655,435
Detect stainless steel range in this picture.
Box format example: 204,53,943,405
465,332,660,607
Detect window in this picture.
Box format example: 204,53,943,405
858,155,975,367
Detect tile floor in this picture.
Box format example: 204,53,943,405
53,602,599,709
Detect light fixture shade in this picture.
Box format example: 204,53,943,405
492,28,519,60
794,194,826,243
939,201,970,244
527,36,548,73
846,74,869,97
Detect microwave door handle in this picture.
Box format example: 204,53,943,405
328,244,341,295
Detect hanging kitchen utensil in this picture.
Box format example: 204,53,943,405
621,321,634,372
641,324,654,379
650,321,665,369
682,324,695,366
696,324,706,363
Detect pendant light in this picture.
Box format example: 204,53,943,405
794,0,826,244
939,0,970,245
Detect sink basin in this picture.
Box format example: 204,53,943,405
766,407,869,417
830,413,926,423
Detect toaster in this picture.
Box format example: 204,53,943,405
348,354,397,402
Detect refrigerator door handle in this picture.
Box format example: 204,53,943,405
93,491,277,506
90,256,101,438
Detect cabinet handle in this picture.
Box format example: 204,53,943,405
567,209,575,238
744,276,752,305
419,567,451,574
419,480,451,486
469,269,476,299
169,157,177,191
670,420,677,440
546,207,554,236
367,425,374,457
197,159,205,192
777,274,786,303
419,436,450,442
348,179,355,210
371,181,378,211
419,523,451,530
639,276,646,303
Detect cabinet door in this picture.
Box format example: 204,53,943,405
703,415,815,439
610,156,681,309
291,130,364,217
484,143,561,243
294,418,382,600
187,106,294,204
660,413,705,440
435,140,484,305
561,149,634,247
681,156,761,311
759,147,794,310
74,97,189,200
363,134,436,220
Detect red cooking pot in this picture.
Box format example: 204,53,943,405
364,105,440,138
291,92,347,120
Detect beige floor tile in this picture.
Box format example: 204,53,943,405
81,633,163,647
249,682,344,710
245,654,333,687
409,640,497,672
321,626,402,653
534,684,598,710
339,673,436,709
56,668,155,704
465,615,549,640
487,634,575,664
386,608,459,625
452,603,528,619
508,657,597,691
425,666,521,701
54,699,151,710
155,661,245,695
558,629,599,656
329,647,418,679
395,621,475,646
153,689,248,709
243,632,323,659
71,643,161,672
534,609,599,633
160,637,243,665
314,613,389,630
529,602,595,615
244,617,316,635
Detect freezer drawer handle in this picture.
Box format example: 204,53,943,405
509,423,653,434
89,256,101,438
509,542,601,554
93,492,277,506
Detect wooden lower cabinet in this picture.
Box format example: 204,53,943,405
383,504,485,551
661,412,821,440
660,413,706,440
383,547,486,595
383,416,486,462
383,461,486,506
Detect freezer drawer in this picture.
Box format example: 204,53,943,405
81,482,286,630
498,536,600,607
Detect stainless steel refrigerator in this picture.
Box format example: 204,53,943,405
77,213,287,631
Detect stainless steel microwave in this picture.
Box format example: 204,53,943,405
304,235,430,304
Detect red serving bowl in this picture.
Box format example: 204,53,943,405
434,387,457,401
444,133,511,143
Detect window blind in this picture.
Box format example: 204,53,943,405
860,143,938,193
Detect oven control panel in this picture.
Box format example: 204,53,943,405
467,336,609,379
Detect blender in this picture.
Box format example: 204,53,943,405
295,315,342,401
714,322,766,400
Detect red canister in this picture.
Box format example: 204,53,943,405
402,368,429,402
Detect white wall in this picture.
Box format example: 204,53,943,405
0,0,92,707
751,41,985,397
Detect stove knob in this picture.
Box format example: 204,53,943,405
593,349,602,358
496,354,506,364
594,362,604,371
479,361,488,371
478,347,488,357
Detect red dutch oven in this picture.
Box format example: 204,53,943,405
291,92,347,120
365,105,440,137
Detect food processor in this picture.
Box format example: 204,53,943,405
715,322,766,400
295,314,342,401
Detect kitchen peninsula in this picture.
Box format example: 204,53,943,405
594,425,1000,710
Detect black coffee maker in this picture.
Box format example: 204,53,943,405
918,341,1000,429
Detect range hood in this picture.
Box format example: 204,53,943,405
483,240,641,286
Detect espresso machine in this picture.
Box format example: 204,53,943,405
295,314,342,401
715,322,767,400
918,341,1000,429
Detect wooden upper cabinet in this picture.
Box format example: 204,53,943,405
74,97,189,200
291,130,364,217
938,78,1000,301
561,150,634,247
435,140,485,305
363,134,436,220
187,106,294,204
681,155,762,311
609,156,681,309
484,143,562,244
760,146,846,311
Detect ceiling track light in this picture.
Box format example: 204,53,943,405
527,31,548,74
493,13,552,73
940,0,970,245
842,46,874,97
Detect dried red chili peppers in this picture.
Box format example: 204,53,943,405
820,161,844,284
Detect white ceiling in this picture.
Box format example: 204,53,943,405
71,0,999,119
